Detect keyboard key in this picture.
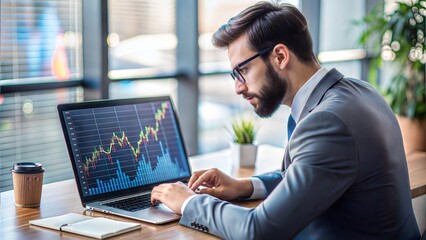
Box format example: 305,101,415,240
103,194,152,212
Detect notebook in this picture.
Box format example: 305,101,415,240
57,96,192,224
29,213,141,239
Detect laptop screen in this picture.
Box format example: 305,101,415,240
58,96,191,200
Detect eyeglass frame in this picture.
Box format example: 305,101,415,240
230,46,274,83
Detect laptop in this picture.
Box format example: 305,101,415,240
57,96,192,224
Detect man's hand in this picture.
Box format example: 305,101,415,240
150,181,195,214
188,168,253,201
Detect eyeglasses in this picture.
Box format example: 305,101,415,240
230,46,274,83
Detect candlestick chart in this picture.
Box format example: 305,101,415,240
62,100,190,197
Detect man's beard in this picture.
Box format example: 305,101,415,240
252,61,287,118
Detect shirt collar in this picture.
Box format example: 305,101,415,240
290,67,329,122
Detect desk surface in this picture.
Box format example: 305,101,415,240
1,145,425,239
0,146,274,240
407,151,426,198
0,165,259,240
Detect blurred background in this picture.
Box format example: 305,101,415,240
0,0,393,191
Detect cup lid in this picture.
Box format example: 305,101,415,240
11,162,44,174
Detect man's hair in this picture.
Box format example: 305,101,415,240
212,1,316,63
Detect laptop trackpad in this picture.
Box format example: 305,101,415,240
156,203,175,214
139,204,180,223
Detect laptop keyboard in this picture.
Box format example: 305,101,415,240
103,193,153,212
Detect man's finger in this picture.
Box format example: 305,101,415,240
151,187,162,205
190,171,214,191
201,182,214,188
188,170,207,188
199,187,217,197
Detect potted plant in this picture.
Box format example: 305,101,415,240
228,118,258,168
357,0,426,154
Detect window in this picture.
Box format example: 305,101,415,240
318,0,366,79
109,79,178,102
0,0,83,84
107,0,176,79
0,0,83,192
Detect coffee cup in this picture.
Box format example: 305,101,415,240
11,162,45,208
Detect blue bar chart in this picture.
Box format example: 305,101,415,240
89,141,186,195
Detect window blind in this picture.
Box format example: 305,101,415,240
0,0,83,192
0,0,82,84
0,88,82,192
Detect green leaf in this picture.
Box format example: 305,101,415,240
228,119,256,144
355,0,426,119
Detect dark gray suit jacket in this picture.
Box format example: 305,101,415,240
180,69,420,239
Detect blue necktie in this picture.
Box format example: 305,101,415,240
287,114,296,140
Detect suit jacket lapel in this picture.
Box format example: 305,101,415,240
282,144,290,171
299,68,344,121
282,68,344,172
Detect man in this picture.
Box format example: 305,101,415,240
151,2,420,239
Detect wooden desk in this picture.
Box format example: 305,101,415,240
0,147,266,240
1,145,425,239
0,170,259,240
407,151,426,198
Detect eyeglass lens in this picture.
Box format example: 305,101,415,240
232,69,245,83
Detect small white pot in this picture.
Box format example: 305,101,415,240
230,143,258,168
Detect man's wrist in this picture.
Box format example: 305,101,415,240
181,195,198,215
249,177,267,199
237,178,254,198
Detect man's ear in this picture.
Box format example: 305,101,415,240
272,44,290,69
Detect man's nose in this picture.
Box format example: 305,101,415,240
234,80,247,95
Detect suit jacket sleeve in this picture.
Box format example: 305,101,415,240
252,171,283,195
179,111,358,239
